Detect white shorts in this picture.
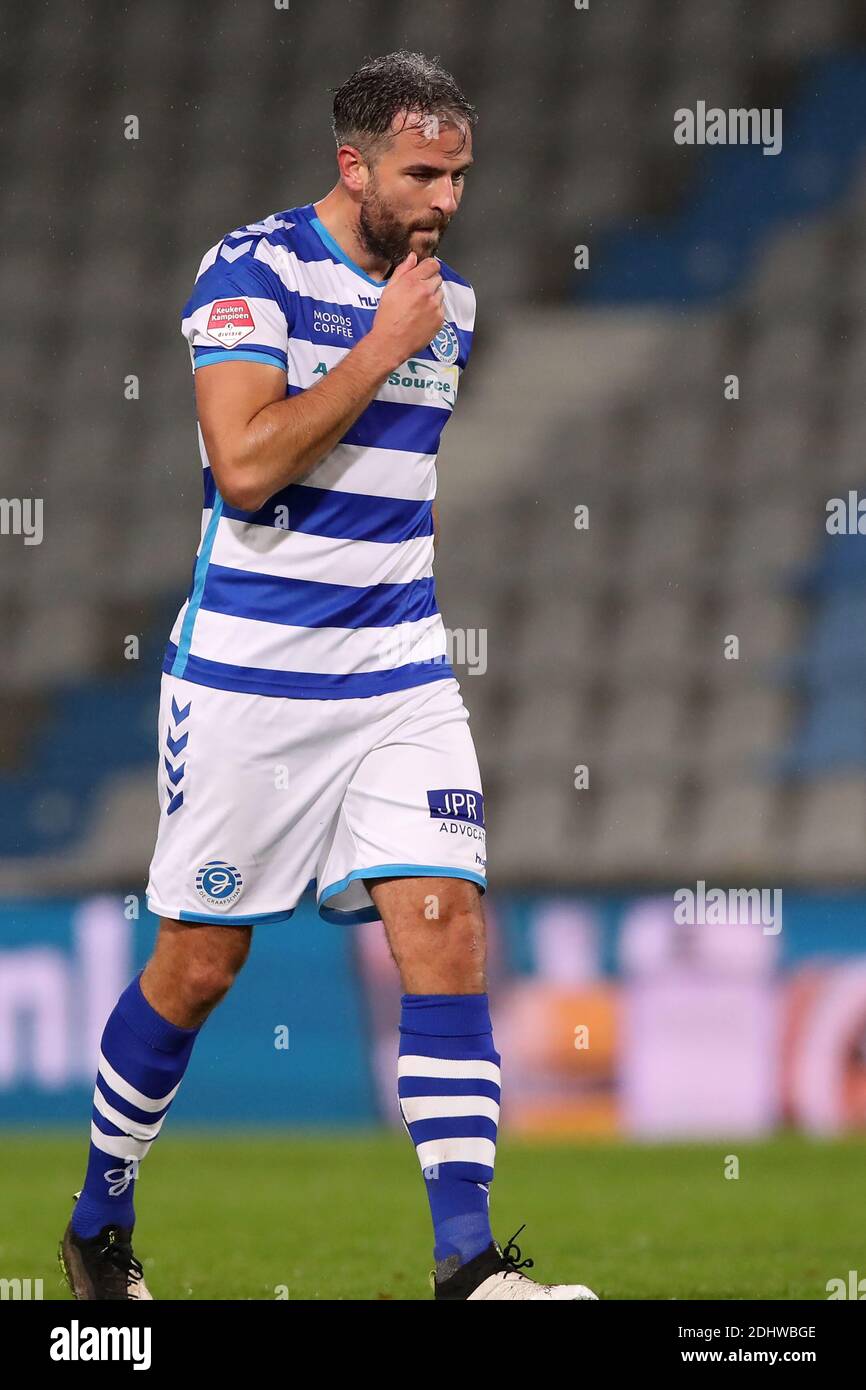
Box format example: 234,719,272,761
145,673,487,925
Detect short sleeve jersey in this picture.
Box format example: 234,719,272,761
165,203,476,700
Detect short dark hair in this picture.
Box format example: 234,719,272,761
331,50,476,163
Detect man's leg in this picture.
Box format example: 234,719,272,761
70,918,251,1239
368,875,498,1279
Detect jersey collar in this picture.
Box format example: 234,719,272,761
303,203,389,288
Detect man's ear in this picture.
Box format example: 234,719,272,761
337,144,368,194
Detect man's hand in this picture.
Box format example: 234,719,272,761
368,252,445,370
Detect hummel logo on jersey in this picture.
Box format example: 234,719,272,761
206,298,255,347
427,789,485,827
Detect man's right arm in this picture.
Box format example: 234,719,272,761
195,251,445,512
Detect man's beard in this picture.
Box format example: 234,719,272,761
358,183,448,272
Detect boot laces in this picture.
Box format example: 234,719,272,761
98,1229,144,1296
500,1224,535,1277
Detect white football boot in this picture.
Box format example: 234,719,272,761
434,1225,598,1301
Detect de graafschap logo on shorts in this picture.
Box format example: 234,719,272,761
195,860,244,910
429,321,459,365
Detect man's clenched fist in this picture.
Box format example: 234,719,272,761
369,252,446,370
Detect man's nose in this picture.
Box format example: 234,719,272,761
432,176,459,215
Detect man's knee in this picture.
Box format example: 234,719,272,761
181,953,243,1010
418,889,486,991
434,902,484,961
372,877,487,993
143,919,252,1024
427,882,484,934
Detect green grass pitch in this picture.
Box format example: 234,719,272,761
2,1131,863,1300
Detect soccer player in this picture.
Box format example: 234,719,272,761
59,51,597,1302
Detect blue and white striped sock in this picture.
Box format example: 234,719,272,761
398,993,500,1269
71,973,200,1238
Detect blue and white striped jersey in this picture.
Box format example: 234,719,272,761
163,202,476,700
